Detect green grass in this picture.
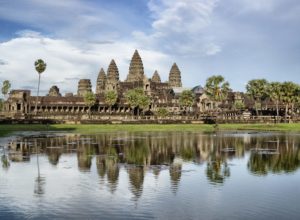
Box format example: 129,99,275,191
0,123,300,137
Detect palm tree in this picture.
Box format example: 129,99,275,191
125,88,145,116
84,92,96,118
281,81,298,118
246,79,268,116
104,91,118,114
1,80,11,100
205,75,230,105
138,95,150,115
205,75,230,117
268,82,282,116
156,107,169,118
34,59,47,114
179,90,195,115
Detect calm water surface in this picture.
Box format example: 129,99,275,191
0,131,300,220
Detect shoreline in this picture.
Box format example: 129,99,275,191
1,123,300,137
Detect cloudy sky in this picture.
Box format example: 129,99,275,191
0,0,299,95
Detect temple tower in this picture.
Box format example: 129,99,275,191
126,50,144,82
168,63,182,87
48,85,61,97
96,68,107,94
151,70,161,83
106,59,119,91
77,79,92,96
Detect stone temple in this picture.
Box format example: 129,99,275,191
3,50,205,120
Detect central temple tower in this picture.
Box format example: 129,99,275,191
126,50,144,82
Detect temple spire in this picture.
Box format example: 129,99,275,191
107,59,119,82
126,50,144,82
106,59,119,91
96,68,107,94
168,63,182,87
151,70,161,83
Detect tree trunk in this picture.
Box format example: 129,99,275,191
35,74,41,115
276,100,279,116
255,101,259,116
285,103,289,123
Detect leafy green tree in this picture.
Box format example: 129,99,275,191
104,91,118,114
281,81,299,117
205,75,230,107
125,88,150,116
268,82,282,116
292,85,300,115
233,100,245,110
246,79,268,115
1,80,11,99
138,95,150,115
0,98,3,112
125,88,141,115
156,107,169,117
84,91,96,116
179,90,195,114
34,59,47,114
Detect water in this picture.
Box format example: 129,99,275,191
0,131,300,220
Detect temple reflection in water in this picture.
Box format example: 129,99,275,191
3,132,300,198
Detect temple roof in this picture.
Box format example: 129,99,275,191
97,68,106,81
191,85,204,94
169,63,180,77
107,59,119,81
169,63,182,87
126,50,144,82
151,70,161,83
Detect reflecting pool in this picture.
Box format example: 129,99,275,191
1,131,300,219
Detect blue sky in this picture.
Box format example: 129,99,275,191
0,0,299,94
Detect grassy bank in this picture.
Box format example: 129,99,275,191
1,123,300,137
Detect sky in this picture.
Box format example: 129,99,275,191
0,0,299,95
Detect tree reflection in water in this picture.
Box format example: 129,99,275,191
34,140,45,196
206,160,230,185
3,132,300,197
1,145,10,170
248,141,300,175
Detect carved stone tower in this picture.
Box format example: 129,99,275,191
168,63,182,87
126,50,144,82
151,70,161,83
96,68,107,94
106,59,119,91
48,85,61,97
77,79,92,97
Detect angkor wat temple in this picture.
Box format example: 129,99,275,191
1,50,287,123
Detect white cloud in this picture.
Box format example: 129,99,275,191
237,0,276,12
0,32,171,95
135,0,221,56
0,0,134,42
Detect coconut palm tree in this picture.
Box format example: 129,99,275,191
1,80,11,100
104,90,118,114
268,82,282,116
138,95,150,115
179,90,195,115
125,88,144,116
205,75,230,116
246,79,268,116
281,81,298,118
34,59,47,114
84,91,96,118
